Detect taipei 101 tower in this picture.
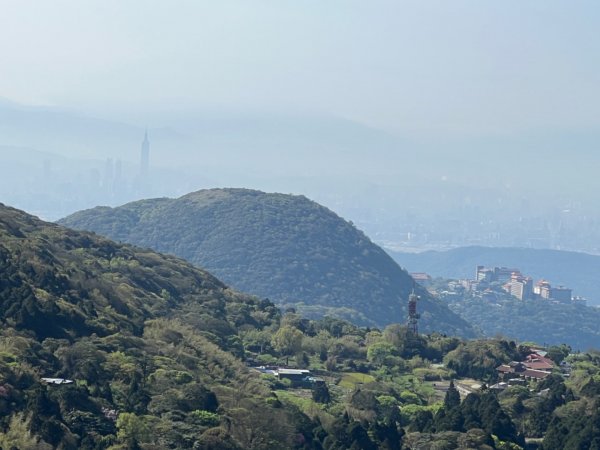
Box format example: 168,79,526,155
140,130,150,177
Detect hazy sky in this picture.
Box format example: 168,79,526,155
1,1,599,137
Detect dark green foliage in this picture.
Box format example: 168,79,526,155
477,393,519,444
369,421,403,450
433,390,520,445
546,344,571,364
59,188,476,336
581,377,600,397
434,407,464,433
443,381,461,410
411,410,434,433
542,401,600,450
312,382,331,404
527,376,568,438
324,415,376,450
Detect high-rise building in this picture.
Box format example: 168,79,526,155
506,272,533,300
114,159,122,184
140,130,150,177
103,158,114,189
476,265,519,283
549,286,572,302
534,280,572,302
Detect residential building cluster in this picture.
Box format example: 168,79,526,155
412,265,586,305
475,265,574,302
496,350,555,383
492,349,572,391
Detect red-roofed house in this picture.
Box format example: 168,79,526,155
522,369,551,381
524,353,555,371
496,350,556,383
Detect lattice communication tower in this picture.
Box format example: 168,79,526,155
407,288,420,335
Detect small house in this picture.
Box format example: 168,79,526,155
277,369,312,385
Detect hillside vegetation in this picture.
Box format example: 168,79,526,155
448,294,600,351
5,203,600,449
60,188,475,336
0,202,313,449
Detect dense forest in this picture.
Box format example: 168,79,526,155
446,292,600,350
59,188,475,336
3,203,600,449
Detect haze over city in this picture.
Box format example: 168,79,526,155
2,1,600,253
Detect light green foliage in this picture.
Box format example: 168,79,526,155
339,372,376,389
116,413,152,444
367,341,397,366
376,394,399,408
0,413,53,450
275,390,323,415
413,367,449,381
401,403,443,422
399,390,422,405
271,325,303,357
190,410,220,426
444,339,521,379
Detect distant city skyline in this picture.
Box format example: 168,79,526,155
140,130,150,177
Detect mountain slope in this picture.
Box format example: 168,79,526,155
0,201,276,343
389,246,600,304
59,188,476,337
0,202,316,449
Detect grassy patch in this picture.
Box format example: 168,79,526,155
275,389,323,414
339,372,375,389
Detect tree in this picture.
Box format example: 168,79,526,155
367,342,396,367
0,413,53,450
478,393,519,444
194,427,243,450
271,326,303,364
312,382,331,404
547,344,571,365
116,413,151,446
444,381,461,410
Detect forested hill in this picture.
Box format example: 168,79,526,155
390,246,600,304
60,188,476,337
0,202,313,449
0,201,265,342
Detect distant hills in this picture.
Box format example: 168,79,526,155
59,188,476,336
447,294,600,350
390,246,600,305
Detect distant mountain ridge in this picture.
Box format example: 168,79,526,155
389,246,600,305
59,188,476,337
